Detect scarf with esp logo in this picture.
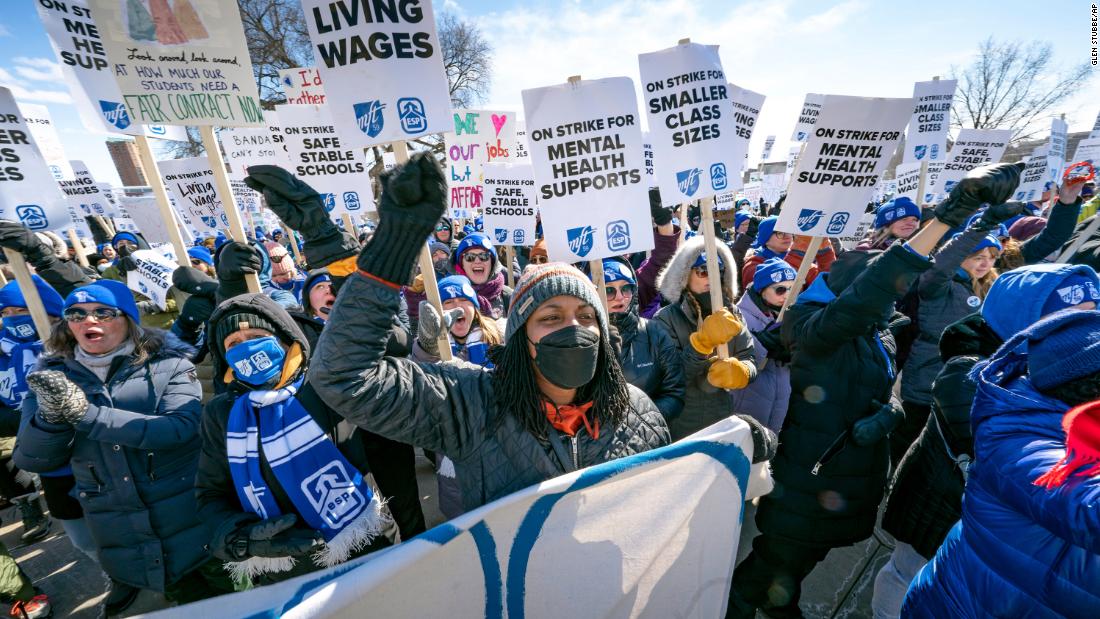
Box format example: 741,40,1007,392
226,378,388,578
0,337,42,408
453,326,493,368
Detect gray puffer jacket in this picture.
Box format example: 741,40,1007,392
15,332,209,592
310,275,671,513
901,226,990,406
654,236,757,441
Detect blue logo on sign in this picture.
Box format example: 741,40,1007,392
321,193,336,212
398,97,427,134
710,163,727,191
796,131,807,141
139,281,149,295
343,191,361,211
200,215,217,229
494,228,508,243
607,220,631,252
513,229,525,244
676,168,701,197
147,125,167,136
914,145,927,160
943,180,957,194
797,209,823,231
826,212,849,235
567,225,595,257
930,144,940,159
15,205,47,230
99,101,131,131
220,213,229,227
353,100,386,137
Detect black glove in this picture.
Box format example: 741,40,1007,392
973,201,1027,231
0,220,53,266
357,152,446,285
933,162,1026,228
851,399,905,447
649,188,672,226
115,244,138,274
215,241,262,285
172,266,219,298
745,215,761,239
176,295,215,334
229,514,324,559
734,414,778,463
244,166,360,269
752,325,790,363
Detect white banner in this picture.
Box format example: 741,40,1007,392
0,88,75,234
301,0,451,147
638,43,741,203
279,67,327,105
17,103,73,181
141,418,770,619
445,109,518,219
513,120,530,161
159,157,226,235
276,104,374,216
922,161,945,205
1072,137,1100,164
482,162,538,247
928,128,1012,197
728,83,765,186
126,248,176,310
759,135,776,164
783,145,801,184
791,93,824,142
1047,117,1068,185
59,160,114,218
1014,149,1050,203
218,125,290,179
119,195,172,245
893,161,922,201
775,95,913,237
87,0,263,126
523,77,652,262
761,172,786,206
902,79,956,163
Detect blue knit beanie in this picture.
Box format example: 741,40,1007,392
438,275,479,308
64,280,140,324
1041,273,1100,316
505,263,606,343
970,234,1002,255
874,197,921,229
111,231,139,248
752,216,779,249
187,246,214,267
1027,310,1100,390
0,275,64,317
753,258,797,292
452,232,498,269
734,211,752,231
601,259,636,285
692,249,724,270
983,264,1100,340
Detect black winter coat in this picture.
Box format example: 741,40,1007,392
614,311,684,420
758,244,930,548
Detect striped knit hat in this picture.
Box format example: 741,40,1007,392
505,262,607,343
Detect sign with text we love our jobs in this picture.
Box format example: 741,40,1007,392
444,109,517,219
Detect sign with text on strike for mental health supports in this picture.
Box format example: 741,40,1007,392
445,109,518,219
87,0,263,126
775,95,914,238
483,162,539,247
0,88,75,234
928,128,1012,197
277,103,374,217
638,43,742,204
301,0,451,147
523,77,652,262
903,79,956,163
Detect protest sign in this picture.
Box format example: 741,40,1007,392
279,67,326,105
791,93,824,142
775,95,913,237
159,156,227,235
642,132,656,186
838,212,877,250
17,103,73,181
445,109,518,219
513,120,530,160
759,134,776,164
127,248,176,311
638,43,742,203
741,180,762,205
139,417,770,619
1047,117,1068,185
928,128,1011,197
381,151,397,171
893,161,922,201
922,161,945,204
0,88,76,234
728,83,765,180
482,162,538,247
762,171,786,205
277,103,374,217
784,145,801,184
902,78,956,163
231,180,263,216
300,0,451,147
522,77,652,262
59,160,113,218
1013,152,1050,203
219,125,289,178
87,0,263,126
1073,137,1100,164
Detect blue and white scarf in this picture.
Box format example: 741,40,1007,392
453,326,493,368
226,378,388,579
0,338,42,409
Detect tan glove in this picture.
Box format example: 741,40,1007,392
689,308,744,355
707,358,752,390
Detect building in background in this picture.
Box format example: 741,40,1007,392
106,138,147,188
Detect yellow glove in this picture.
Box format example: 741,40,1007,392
707,358,752,390
690,308,744,355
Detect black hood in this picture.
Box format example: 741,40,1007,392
207,293,310,368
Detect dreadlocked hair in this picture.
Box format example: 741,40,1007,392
1040,371,1100,407
492,326,631,440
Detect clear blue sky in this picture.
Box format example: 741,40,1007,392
2,0,1096,186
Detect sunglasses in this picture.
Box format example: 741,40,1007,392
190,259,205,267
692,266,724,278
769,285,791,295
435,224,450,232
64,307,124,323
529,255,549,264
463,252,492,263
605,283,636,299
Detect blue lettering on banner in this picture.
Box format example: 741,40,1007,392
494,228,508,244
676,168,701,197
914,145,927,160
930,144,940,159
797,209,823,231
353,100,385,137
343,191,361,211
513,229,525,245
710,163,727,191
606,220,630,252
321,193,336,212
99,101,131,131
567,225,595,257
826,212,849,235
398,97,427,134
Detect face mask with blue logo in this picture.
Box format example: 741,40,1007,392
225,336,286,387
3,315,37,342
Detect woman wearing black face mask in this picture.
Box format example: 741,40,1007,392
308,154,670,514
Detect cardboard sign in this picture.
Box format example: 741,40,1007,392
522,77,652,261
482,162,538,247
759,135,775,164
444,109,518,219
0,88,76,234
902,79,956,163
1047,117,1068,185
17,103,73,181
276,103,374,216
922,161,945,204
642,132,656,186
775,95,913,237
728,83,765,183
87,0,263,126
893,161,922,201
1072,137,1100,164
127,248,176,310
59,161,114,218
928,128,1012,197
513,120,530,160
301,0,451,147
791,93,825,142
279,67,326,105
218,125,290,178
159,156,227,235
639,43,742,203
1014,147,1050,203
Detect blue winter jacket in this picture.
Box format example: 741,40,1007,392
901,337,1100,618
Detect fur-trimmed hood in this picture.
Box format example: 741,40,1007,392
655,235,737,303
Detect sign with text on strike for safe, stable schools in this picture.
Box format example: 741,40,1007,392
445,109,518,219
928,128,1012,197
301,0,451,147
87,0,263,126
276,103,374,216
522,77,652,262
0,88,74,234
482,162,539,247
902,79,957,163
638,43,741,204
775,95,914,238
